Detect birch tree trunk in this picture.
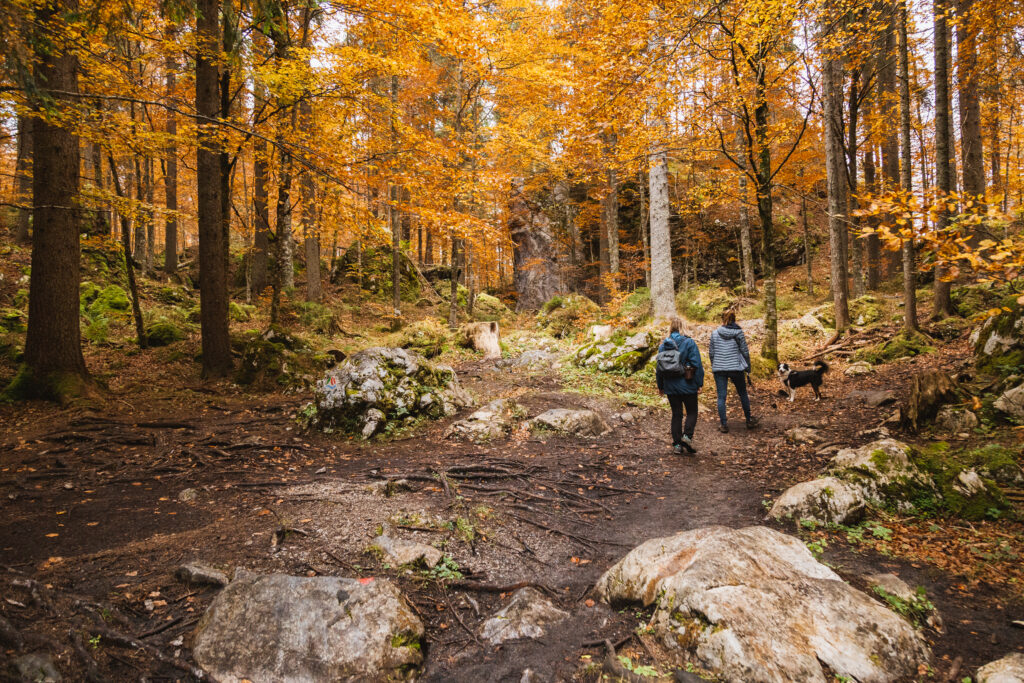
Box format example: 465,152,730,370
164,51,178,275
736,126,756,293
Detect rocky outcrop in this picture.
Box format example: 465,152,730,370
977,653,1024,682
311,347,472,438
445,398,522,442
935,406,980,432
478,587,568,645
529,408,611,437
193,570,423,682
994,383,1024,418
573,331,656,374
509,187,562,311
771,439,935,525
596,526,931,683
972,304,1024,375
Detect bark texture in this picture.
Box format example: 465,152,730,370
509,185,562,311
649,145,674,320
933,0,954,318
824,47,851,330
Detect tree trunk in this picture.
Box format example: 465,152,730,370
824,48,851,330
899,0,919,332
649,138,674,320
133,152,146,263
196,0,232,377
251,120,271,296
299,99,321,303
933,0,954,318
879,11,899,281
864,145,881,289
164,53,178,275
736,126,757,294
753,69,778,362
108,156,146,349
847,68,865,299
802,186,813,294
606,167,619,278
390,74,401,318
956,0,986,231
14,115,33,244
638,168,650,288
19,0,90,400
145,156,155,272
448,236,460,327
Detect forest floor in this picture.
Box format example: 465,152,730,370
1,323,1022,682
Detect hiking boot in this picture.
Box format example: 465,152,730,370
718,423,729,434
673,444,684,455
680,434,697,454
746,416,760,429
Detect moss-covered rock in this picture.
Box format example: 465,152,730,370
290,301,337,334
155,286,196,306
393,318,453,358
229,301,256,322
536,294,600,338
811,295,884,329
573,331,655,374
972,302,1024,376
472,293,512,322
84,284,130,317
912,441,1014,520
234,328,322,390
675,283,733,323
145,318,186,347
310,346,473,438
854,330,935,365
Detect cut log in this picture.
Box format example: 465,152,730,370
463,321,502,359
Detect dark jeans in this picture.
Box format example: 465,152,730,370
714,370,752,426
667,393,698,445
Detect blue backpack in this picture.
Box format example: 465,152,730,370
657,337,695,380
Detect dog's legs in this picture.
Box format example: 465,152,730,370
788,388,795,402
813,385,821,401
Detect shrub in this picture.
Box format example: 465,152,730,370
393,318,453,358
536,294,600,338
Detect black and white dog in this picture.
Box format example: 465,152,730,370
777,360,829,401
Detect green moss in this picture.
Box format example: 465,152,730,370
616,287,653,325
394,318,453,358
2,365,91,404
13,289,29,308
977,349,1024,377
229,301,256,322
910,443,1015,520
290,301,336,334
83,317,110,345
86,285,130,318
145,318,185,347
155,286,195,306
0,309,26,333
675,282,734,322
536,294,601,338
854,330,935,364
472,292,511,322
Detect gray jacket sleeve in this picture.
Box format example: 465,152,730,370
737,331,751,370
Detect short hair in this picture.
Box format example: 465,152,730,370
722,309,736,325
669,316,684,334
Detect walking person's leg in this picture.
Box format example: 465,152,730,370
730,371,758,427
714,371,729,432
683,393,698,439
668,394,683,448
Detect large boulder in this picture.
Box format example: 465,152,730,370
830,439,933,497
595,526,931,683
311,347,472,438
972,304,1024,375
935,406,980,432
574,331,656,374
193,570,424,682
768,476,866,525
478,587,568,645
994,383,1024,418
977,653,1024,682
529,408,611,438
445,398,522,442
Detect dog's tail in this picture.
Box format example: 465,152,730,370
814,360,830,374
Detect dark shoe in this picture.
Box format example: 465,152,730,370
718,423,729,434
746,416,760,429
680,434,697,454
673,444,684,455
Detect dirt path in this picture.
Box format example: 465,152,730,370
0,348,1017,681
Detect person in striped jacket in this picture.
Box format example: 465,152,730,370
708,310,759,433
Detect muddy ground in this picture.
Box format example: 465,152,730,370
0,339,1021,681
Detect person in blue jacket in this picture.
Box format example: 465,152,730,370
655,316,704,454
708,309,759,433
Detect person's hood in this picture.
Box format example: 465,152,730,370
662,336,680,351
716,324,744,340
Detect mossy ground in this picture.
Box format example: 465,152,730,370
855,330,936,364
536,293,601,338
905,442,1015,521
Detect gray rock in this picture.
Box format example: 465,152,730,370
365,479,412,497
769,477,866,525
865,573,943,631
995,384,1024,418
193,569,423,682
935,407,979,433
977,653,1024,682
573,331,656,374
478,587,568,645
445,398,521,442
176,562,230,587
786,427,824,444
830,439,932,494
595,526,931,683
529,408,611,438
953,469,987,496
11,654,61,683
312,347,472,438
177,488,199,503
845,361,873,376
849,389,898,407
371,534,443,568
514,349,559,368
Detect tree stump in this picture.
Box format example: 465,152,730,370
902,370,957,432
463,322,501,359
